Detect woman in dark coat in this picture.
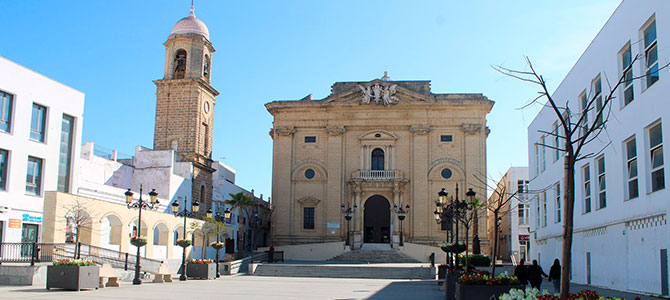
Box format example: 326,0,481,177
513,259,528,285
549,259,561,294
528,259,548,289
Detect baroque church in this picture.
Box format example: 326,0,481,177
267,75,494,250
152,6,218,210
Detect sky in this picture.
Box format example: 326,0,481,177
0,0,621,198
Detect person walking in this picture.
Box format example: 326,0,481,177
514,259,529,285
528,259,548,290
548,259,561,294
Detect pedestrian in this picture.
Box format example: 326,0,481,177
528,259,548,290
268,245,275,263
514,259,529,285
549,259,561,294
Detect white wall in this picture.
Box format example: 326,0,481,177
527,1,670,295
0,56,85,243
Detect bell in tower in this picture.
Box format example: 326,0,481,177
153,4,219,209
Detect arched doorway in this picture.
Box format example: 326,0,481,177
364,195,390,243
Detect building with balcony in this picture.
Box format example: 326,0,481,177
266,75,493,249
527,0,670,295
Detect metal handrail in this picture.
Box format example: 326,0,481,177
0,242,164,272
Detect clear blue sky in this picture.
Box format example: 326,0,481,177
1,0,620,198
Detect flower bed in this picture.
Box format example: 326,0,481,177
499,287,641,300
53,259,97,266
189,259,214,264
456,273,523,300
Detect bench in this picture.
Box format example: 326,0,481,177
98,264,120,288
152,263,173,283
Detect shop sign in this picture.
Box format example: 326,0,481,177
8,218,21,228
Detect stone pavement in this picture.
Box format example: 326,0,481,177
0,275,443,300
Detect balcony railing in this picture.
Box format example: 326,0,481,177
352,169,402,180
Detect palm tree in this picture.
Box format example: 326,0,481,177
225,192,258,256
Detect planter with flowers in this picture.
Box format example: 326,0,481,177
176,239,192,248
130,236,147,247
455,273,523,300
499,287,641,300
445,267,464,300
441,242,467,254
47,259,99,291
187,259,216,279
210,242,225,250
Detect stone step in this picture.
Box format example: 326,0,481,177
329,249,419,263
254,264,433,280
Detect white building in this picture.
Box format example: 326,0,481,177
0,56,85,245
212,161,271,259
488,167,529,264
527,1,669,296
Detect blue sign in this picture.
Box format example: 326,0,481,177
22,213,42,223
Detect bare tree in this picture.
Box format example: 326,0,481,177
494,55,666,297
62,197,93,258
456,197,482,270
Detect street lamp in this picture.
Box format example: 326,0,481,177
433,184,476,268
125,185,159,285
208,207,230,278
171,197,200,281
393,203,410,246
340,204,357,246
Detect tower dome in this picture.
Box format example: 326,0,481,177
171,6,209,40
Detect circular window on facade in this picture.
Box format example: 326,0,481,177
305,169,316,179
441,168,452,179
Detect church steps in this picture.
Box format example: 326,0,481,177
253,264,433,280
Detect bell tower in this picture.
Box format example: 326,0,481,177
153,5,218,209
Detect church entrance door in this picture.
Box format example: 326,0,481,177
364,195,390,243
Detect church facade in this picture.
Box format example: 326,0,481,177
267,75,494,249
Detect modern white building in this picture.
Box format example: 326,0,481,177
0,56,85,245
527,0,669,296
487,167,529,264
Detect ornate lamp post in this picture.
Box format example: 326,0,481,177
171,197,200,281
393,203,410,246
433,184,476,267
125,185,159,285
207,207,230,278
340,204,357,246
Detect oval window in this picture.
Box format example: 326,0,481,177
441,168,452,179
305,169,315,179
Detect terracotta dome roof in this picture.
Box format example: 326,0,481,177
171,6,209,40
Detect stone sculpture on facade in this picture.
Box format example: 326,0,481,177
358,83,399,106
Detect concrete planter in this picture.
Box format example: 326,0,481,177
187,263,216,279
46,265,99,291
445,272,462,300
455,283,523,300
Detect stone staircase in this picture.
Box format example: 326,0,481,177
253,263,433,279
328,244,420,263
253,244,432,279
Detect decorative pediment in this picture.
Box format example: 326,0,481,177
359,129,397,141
297,196,320,206
322,79,433,106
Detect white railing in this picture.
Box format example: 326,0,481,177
356,169,398,180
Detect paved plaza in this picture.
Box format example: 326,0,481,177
0,276,443,300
